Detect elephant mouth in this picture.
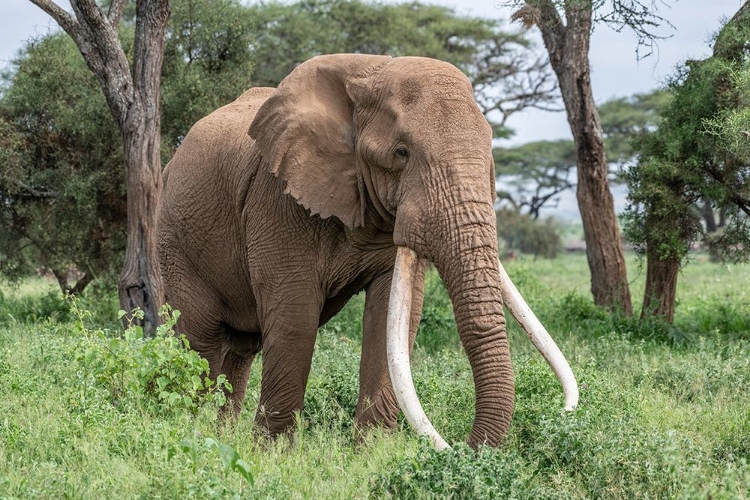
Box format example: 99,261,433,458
386,246,579,450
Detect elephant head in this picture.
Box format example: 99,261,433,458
249,54,577,448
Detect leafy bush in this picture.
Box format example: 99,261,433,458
371,443,557,499
497,209,562,259
71,301,231,412
0,288,71,324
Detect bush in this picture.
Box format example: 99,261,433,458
371,443,556,499
497,209,562,259
0,288,71,324
70,301,231,413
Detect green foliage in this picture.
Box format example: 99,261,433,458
494,140,576,218
598,90,671,164
71,301,231,412
170,432,254,485
371,443,549,499
416,271,459,353
249,0,507,86
161,0,255,159
247,0,551,137
497,209,562,258
0,254,748,497
0,34,126,290
0,288,72,324
624,9,750,266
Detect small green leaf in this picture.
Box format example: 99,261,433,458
203,437,218,451
108,338,120,352
218,443,238,468
234,459,254,485
178,439,193,453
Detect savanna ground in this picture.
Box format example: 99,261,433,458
0,252,748,499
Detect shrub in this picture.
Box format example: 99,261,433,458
0,288,71,324
70,301,231,413
497,209,562,259
371,443,557,499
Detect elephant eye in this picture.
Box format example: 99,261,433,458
395,147,409,159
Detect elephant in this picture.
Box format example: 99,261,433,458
157,54,578,449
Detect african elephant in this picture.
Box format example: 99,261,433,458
157,54,577,449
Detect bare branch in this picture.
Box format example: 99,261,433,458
27,0,81,40
108,0,126,27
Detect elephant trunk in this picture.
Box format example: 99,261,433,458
388,198,579,449
435,222,515,448
389,201,515,448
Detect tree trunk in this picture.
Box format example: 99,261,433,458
531,1,633,314
28,0,170,333
702,201,717,233
52,268,93,295
119,111,165,333
641,250,679,322
116,0,170,333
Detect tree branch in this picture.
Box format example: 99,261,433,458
28,0,82,42
108,0,126,27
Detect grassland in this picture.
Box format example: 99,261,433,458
0,253,748,499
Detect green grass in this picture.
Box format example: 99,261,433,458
0,253,748,498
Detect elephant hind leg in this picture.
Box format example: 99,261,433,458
220,324,262,417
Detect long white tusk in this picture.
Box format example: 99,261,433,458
387,247,450,450
497,259,579,411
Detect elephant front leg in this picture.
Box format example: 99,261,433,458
255,299,321,437
355,260,426,430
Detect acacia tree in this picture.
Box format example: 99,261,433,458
28,0,170,332
624,1,750,322
493,90,668,218
503,0,675,314
247,0,557,137
0,0,253,297
0,34,126,295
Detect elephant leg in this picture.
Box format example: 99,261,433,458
166,277,228,386
254,296,322,436
355,260,426,429
219,349,256,417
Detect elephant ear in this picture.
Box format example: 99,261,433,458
249,54,392,228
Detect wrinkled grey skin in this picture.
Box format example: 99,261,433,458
157,54,513,447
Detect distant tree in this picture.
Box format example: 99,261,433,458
161,0,255,158
493,90,667,218
599,90,671,165
247,0,557,137
624,1,750,322
494,140,576,218
0,34,126,295
496,209,562,258
503,0,676,314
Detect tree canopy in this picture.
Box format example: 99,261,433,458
493,90,668,219
0,0,551,292
0,34,126,293
623,1,750,321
